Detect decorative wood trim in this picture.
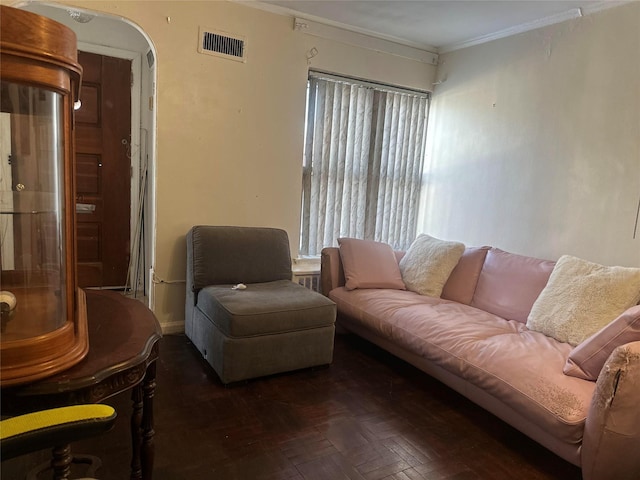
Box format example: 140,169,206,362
0,289,89,386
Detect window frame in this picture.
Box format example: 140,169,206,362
300,71,431,256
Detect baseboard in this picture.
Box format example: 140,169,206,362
160,320,185,335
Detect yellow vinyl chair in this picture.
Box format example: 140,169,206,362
0,404,116,480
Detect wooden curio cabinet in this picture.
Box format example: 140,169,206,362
0,5,88,386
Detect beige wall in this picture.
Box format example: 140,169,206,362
420,2,640,267
12,0,434,330
12,0,636,331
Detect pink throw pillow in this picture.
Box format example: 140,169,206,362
441,246,490,305
338,238,406,291
563,305,640,381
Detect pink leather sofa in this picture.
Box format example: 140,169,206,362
321,245,640,480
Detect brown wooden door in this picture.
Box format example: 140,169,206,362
75,51,131,288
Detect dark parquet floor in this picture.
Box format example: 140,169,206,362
2,333,583,480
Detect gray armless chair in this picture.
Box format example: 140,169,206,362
185,226,336,384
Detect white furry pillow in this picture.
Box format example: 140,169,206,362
526,255,640,346
399,234,465,297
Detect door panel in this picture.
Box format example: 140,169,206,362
76,154,101,193
75,51,131,287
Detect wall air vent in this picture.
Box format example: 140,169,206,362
198,27,246,62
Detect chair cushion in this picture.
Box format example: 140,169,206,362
196,280,336,337
188,226,292,289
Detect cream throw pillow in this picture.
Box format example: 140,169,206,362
526,255,640,346
399,234,465,297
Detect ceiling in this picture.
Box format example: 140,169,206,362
256,0,627,52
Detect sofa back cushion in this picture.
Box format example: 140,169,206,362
441,246,490,305
471,248,555,323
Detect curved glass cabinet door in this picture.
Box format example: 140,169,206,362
1,83,67,340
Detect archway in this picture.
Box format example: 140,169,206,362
17,1,157,300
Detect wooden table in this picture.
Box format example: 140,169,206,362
1,289,162,480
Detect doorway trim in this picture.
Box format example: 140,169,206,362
14,1,158,306
77,42,145,293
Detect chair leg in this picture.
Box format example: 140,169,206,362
52,444,72,480
27,450,102,480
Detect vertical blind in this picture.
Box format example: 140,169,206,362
300,74,430,256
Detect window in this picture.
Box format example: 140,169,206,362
300,72,430,256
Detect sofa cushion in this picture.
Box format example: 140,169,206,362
441,246,490,305
330,287,522,372
461,330,595,445
197,280,336,337
338,238,406,291
399,234,465,297
564,306,640,380
526,255,640,346
329,287,444,340
471,248,555,323
331,286,594,445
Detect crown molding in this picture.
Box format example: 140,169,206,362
440,8,583,53
439,0,634,54
293,17,438,66
234,0,439,65
581,0,635,15
235,0,633,57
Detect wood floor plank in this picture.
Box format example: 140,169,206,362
296,452,368,480
1,334,583,480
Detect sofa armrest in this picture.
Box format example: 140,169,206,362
582,340,640,480
320,247,345,296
